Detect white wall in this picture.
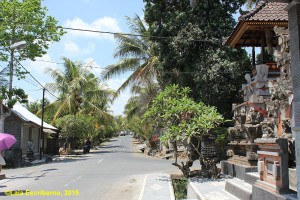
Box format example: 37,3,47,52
32,127,40,154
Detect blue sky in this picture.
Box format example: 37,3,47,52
15,0,145,116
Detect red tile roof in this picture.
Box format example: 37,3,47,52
225,0,288,47
239,0,288,22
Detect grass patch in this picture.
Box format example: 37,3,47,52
172,177,188,200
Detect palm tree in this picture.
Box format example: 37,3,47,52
124,79,160,119
45,57,114,122
102,14,159,98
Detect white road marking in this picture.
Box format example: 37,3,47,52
98,159,104,164
64,176,82,187
138,174,148,200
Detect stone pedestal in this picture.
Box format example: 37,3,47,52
292,126,300,196
252,181,297,200
255,138,289,193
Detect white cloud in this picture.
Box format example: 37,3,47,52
82,42,96,54
63,41,96,56
64,17,121,40
64,41,80,55
25,54,58,74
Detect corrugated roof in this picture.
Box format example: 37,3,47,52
239,0,288,21
12,103,57,131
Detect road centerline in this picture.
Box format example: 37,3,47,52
64,175,82,187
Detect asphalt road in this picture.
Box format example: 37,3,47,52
0,135,179,200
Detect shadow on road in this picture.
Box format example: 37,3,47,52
53,157,88,164
89,151,116,154
41,168,58,172
100,145,125,149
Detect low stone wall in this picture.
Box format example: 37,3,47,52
221,160,257,180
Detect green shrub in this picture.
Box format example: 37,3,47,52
172,177,188,200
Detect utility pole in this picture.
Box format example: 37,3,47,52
39,88,46,160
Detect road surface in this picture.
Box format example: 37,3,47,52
0,135,179,200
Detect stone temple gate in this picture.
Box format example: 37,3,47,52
221,1,297,198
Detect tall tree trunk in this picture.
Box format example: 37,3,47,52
0,102,11,133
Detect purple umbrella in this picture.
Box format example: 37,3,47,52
0,133,17,150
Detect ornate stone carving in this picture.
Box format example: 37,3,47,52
273,26,290,67
261,122,275,138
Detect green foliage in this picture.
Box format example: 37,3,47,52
214,127,229,161
125,80,160,120
172,177,188,200
56,114,94,147
144,0,251,118
0,0,64,132
0,86,28,108
45,57,114,123
144,84,224,142
0,0,65,63
256,49,274,64
126,115,152,141
144,85,224,176
102,14,159,98
25,98,50,114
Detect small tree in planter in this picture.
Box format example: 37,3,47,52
144,85,224,177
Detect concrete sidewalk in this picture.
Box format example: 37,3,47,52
187,178,239,200
139,174,175,200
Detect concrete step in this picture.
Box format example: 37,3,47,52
187,179,239,200
225,178,252,200
244,172,259,185
253,180,297,200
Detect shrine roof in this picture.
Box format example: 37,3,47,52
225,1,288,47
239,1,288,22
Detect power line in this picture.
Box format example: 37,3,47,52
15,59,44,88
45,89,59,100
26,88,43,92
60,26,171,40
23,77,42,88
14,58,59,100
36,59,105,69
35,59,63,65
0,19,218,43
59,26,218,43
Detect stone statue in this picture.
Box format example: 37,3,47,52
261,122,275,138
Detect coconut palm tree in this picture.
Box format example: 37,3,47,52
45,57,114,122
102,14,159,98
124,79,160,119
